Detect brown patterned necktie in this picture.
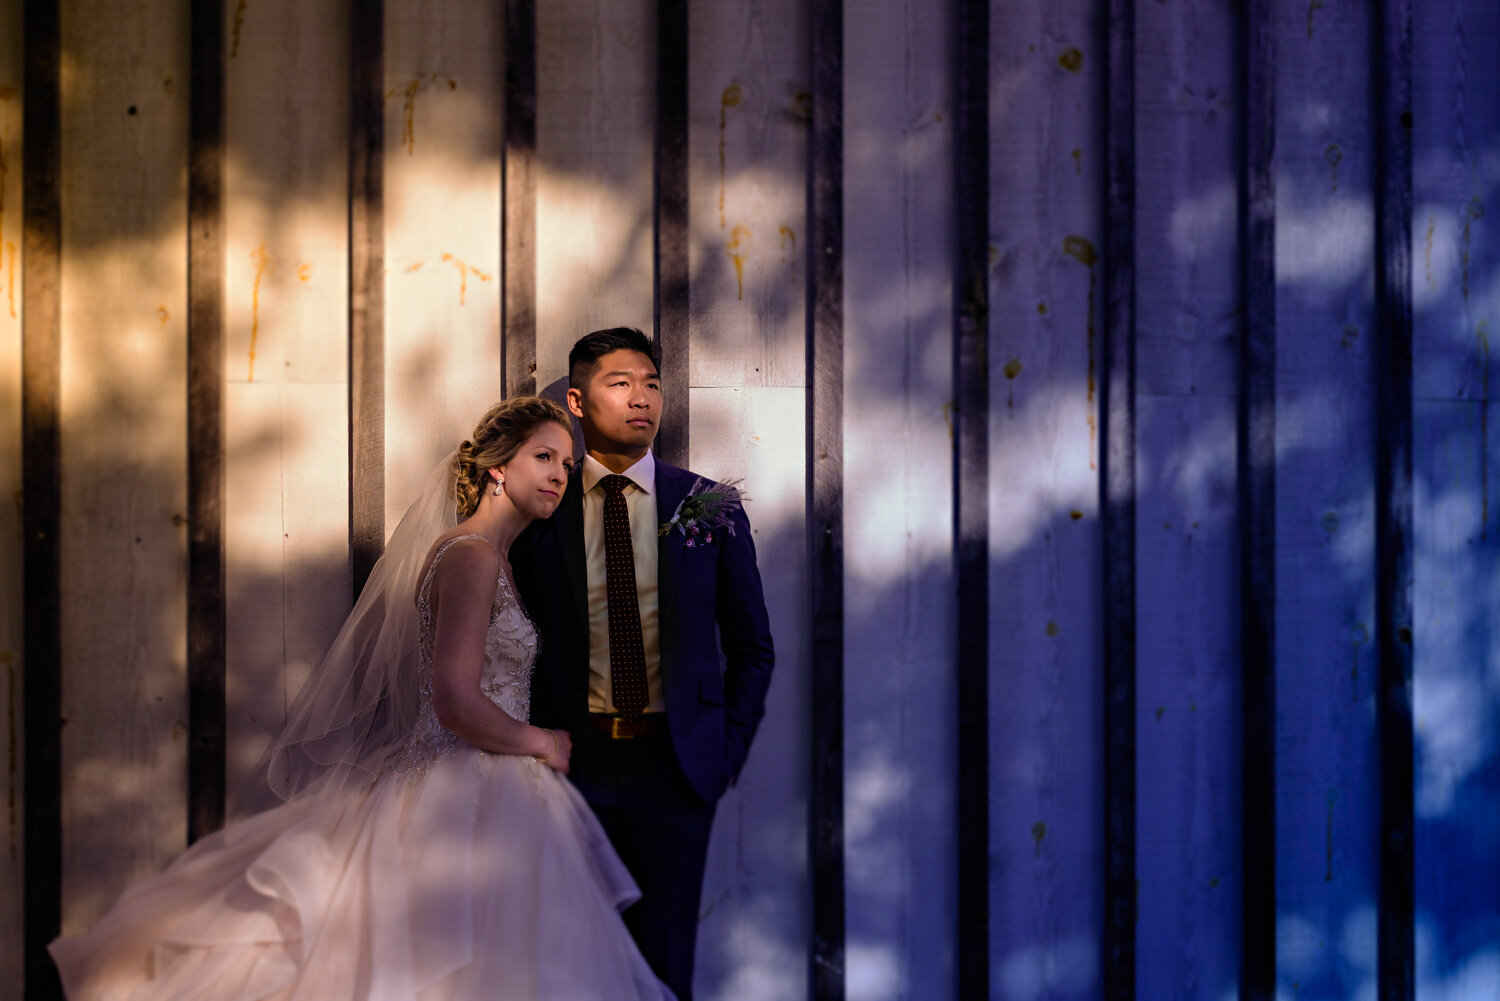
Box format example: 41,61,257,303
601,474,648,716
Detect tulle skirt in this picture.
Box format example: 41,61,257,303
49,749,673,1001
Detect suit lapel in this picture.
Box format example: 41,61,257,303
556,467,588,629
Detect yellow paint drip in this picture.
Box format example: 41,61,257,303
248,243,271,381
1063,236,1099,469
442,253,494,306
726,225,751,300
719,84,744,228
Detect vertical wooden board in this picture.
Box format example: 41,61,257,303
1134,0,1239,400
56,0,190,931
534,0,654,391
222,0,352,804
687,0,808,389
1412,9,1500,995
1412,399,1500,1000
223,384,349,806
1412,0,1500,404
384,0,504,524
1134,395,1241,1001
1272,2,1379,997
988,0,1106,994
1132,2,1242,996
842,1,955,998
689,387,807,1001
0,0,22,981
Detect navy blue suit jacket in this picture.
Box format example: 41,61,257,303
511,459,775,802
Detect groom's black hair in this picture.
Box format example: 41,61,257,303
568,326,659,388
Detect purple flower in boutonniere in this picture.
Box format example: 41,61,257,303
660,477,745,547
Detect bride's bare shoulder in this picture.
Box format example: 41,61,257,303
418,532,501,603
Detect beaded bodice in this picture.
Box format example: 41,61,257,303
392,534,538,771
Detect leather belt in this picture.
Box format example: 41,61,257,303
588,712,668,740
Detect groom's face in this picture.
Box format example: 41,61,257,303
567,349,661,455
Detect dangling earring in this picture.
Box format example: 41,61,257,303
493,476,505,496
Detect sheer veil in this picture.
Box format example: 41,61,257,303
232,450,460,816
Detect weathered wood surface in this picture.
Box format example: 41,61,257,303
687,0,807,390
691,387,807,1001
1412,3,1500,998
535,0,654,387
383,0,505,520
843,0,954,998
1273,2,1379,997
1133,1,1242,998
56,0,190,932
688,12,814,995
0,0,23,985
222,0,351,807
988,0,1106,995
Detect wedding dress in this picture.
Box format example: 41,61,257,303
49,532,673,1001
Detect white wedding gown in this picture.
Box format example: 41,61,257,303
50,535,673,1001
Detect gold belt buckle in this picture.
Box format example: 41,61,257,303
610,716,634,740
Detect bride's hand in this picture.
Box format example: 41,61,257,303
535,727,573,774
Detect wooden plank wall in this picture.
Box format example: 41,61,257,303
1134,1,1242,998
56,0,191,936
843,0,955,997
0,0,22,987
988,0,1107,995
1273,4,1382,998
5,0,1500,998
1412,2,1500,999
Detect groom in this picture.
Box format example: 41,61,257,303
512,326,776,999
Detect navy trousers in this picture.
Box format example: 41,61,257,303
570,725,717,1001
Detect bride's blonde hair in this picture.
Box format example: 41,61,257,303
453,397,573,518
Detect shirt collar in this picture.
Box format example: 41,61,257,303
581,449,656,497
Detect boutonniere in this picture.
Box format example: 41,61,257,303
659,477,745,547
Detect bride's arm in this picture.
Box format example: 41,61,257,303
428,540,572,771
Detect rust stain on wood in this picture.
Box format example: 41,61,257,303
441,253,493,306
1424,215,1435,290
1031,821,1046,857
0,92,10,283
1324,788,1338,881
719,84,743,228
1481,321,1490,538
157,305,169,326
1063,235,1099,468
1057,48,1083,73
779,225,795,261
402,78,422,155
249,242,272,381
1350,622,1368,701
5,242,14,320
1307,0,1324,39
1071,148,1082,174
1004,358,1022,409
297,263,312,283
231,0,248,58
1463,196,1484,299
726,224,751,300
791,90,812,122
1325,144,1341,191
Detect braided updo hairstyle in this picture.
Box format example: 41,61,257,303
453,397,574,519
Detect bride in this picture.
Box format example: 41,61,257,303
49,397,674,1000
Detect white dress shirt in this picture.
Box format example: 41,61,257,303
580,451,665,713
